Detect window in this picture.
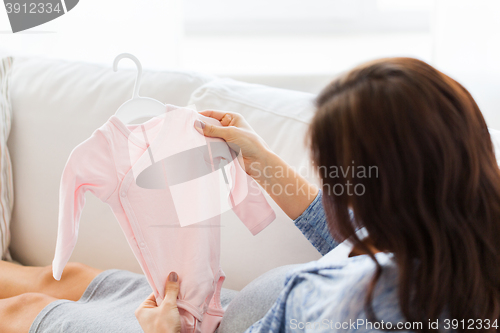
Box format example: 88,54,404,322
180,0,435,77
0,0,435,78
184,0,433,35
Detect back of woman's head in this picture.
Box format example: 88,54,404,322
308,57,500,331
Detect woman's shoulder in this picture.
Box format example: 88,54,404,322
284,252,407,331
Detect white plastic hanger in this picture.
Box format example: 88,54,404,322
113,53,166,124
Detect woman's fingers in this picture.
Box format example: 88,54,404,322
198,110,236,121
138,293,158,309
194,119,235,140
135,272,182,333
160,272,180,310
199,110,241,127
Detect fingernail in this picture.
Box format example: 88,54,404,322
168,272,178,282
194,119,205,131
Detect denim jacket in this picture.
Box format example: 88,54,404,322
245,190,419,333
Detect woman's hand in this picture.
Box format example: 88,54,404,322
135,272,181,333
194,110,272,179
194,110,319,220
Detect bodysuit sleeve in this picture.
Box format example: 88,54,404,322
227,147,276,235
52,130,118,280
207,137,276,235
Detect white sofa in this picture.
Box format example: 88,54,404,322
6,56,329,290
7,56,500,292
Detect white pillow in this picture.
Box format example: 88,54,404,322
0,57,14,261
189,78,323,290
188,79,500,289
189,78,317,180
489,128,500,165
189,79,500,173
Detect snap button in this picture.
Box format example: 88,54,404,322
139,242,146,248
120,191,126,197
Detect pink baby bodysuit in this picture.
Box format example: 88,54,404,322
52,105,276,333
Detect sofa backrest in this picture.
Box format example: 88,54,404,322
7,57,322,290
10,56,500,290
7,57,217,273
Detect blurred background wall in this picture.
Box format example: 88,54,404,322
1,0,499,128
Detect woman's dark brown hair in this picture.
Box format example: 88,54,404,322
308,57,500,331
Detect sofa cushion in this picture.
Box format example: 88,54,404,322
490,128,500,164
188,78,323,290
0,57,14,261
8,56,216,271
188,78,500,289
189,78,317,178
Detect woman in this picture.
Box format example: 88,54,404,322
1,57,499,332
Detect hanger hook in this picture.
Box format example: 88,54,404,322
113,53,142,99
